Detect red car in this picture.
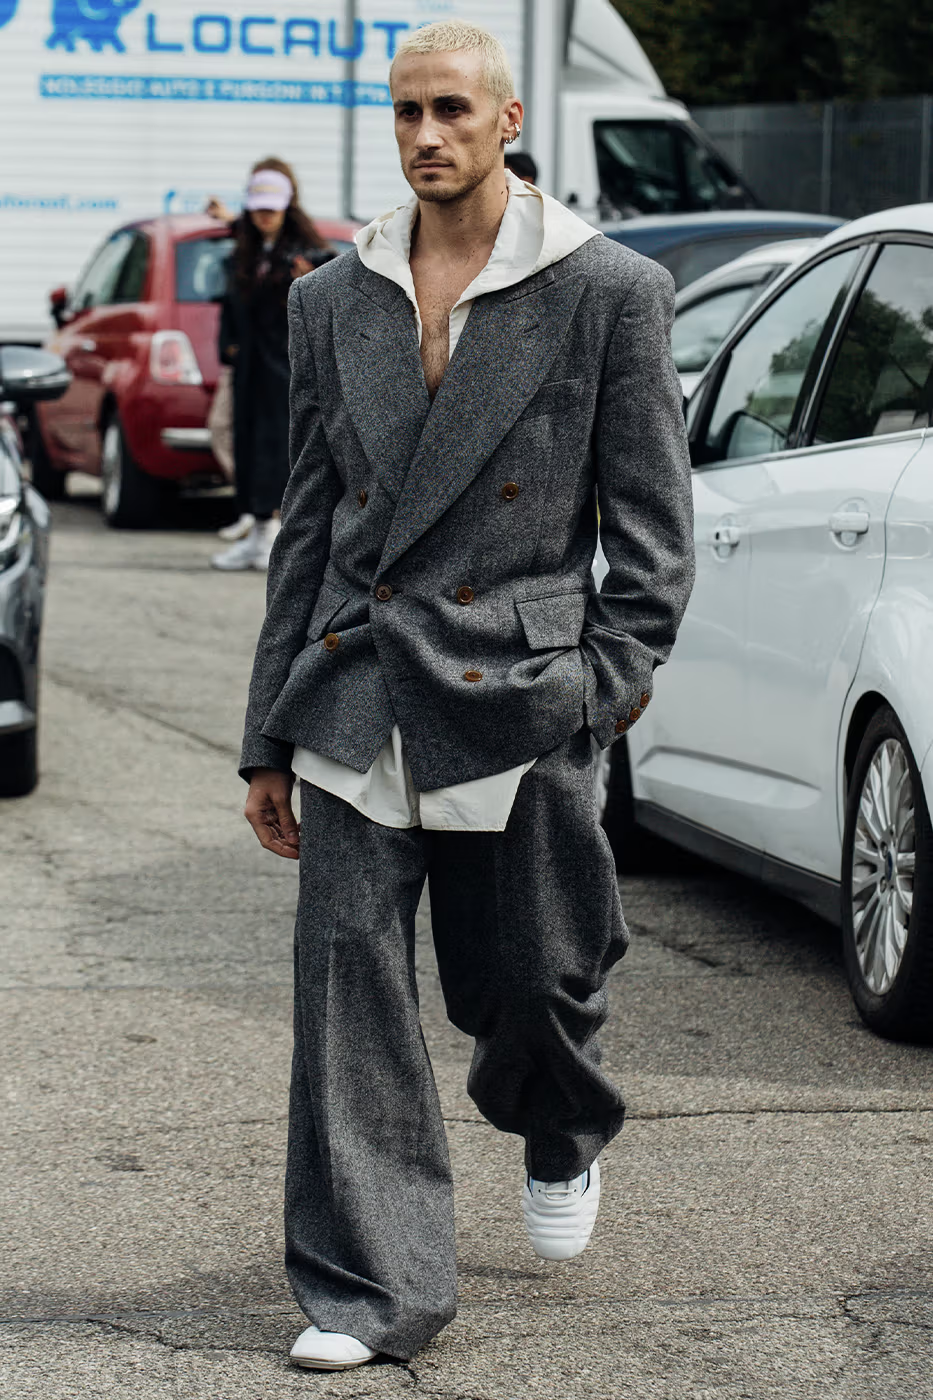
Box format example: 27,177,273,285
32,214,360,527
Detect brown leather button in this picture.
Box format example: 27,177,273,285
629,706,642,722
501,481,520,501
374,584,392,602
323,633,339,652
640,692,651,708
456,585,475,605
615,719,628,734
358,489,368,507
463,669,483,683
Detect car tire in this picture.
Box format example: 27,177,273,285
26,413,66,502
101,414,164,529
841,705,933,1042
0,726,38,797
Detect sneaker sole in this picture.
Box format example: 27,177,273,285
291,1356,375,1371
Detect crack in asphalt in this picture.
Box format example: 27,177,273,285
44,668,240,761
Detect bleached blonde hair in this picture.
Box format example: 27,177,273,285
390,21,515,106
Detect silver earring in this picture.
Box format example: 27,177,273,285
506,126,521,145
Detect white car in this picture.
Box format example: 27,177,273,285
601,203,933,1042
672,238,823,398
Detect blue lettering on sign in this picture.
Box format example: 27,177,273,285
137,10,408,60
0,0,19,31
193,14,231,52
240,16,274,55
40,72,393,104
282,18,318,55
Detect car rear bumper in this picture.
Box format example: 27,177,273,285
123,384,223,482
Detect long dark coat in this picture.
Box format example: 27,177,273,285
219,233,301,517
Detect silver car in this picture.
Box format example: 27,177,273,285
0,347,70,796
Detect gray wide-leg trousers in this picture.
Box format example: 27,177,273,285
285,727,628,1359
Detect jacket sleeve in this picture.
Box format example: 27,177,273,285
238,278,342,779
581,258,696,749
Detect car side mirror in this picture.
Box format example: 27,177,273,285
0,346,71,403
49,285,71,328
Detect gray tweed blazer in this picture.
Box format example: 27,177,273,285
239,236,695,791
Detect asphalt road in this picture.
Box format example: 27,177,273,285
3,494,933,1399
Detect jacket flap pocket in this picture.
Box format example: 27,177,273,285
516,591,587,649
307,581,348,641
519,377,584,422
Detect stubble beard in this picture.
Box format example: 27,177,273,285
406,147,499,204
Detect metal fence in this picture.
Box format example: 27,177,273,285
695,96,933,219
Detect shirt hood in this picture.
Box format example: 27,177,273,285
355,169,599,301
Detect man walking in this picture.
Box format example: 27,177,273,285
240,20,694,1372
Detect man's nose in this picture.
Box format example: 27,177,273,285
413,116,443,151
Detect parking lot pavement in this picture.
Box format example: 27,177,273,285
3,498,933,1400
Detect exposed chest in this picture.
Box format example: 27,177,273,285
411,258,486,400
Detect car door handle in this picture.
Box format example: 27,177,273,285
712,523,742,550
830,510,870,537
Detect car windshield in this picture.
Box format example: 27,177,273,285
176,237,234,302
594,121,751,217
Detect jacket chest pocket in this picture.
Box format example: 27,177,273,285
516,590,587,649
307,581,348,641
517,377,584,422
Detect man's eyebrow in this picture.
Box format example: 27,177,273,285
432,92,471,105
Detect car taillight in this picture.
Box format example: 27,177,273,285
149,330,203,386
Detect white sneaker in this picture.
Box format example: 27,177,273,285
289,1324,377,1371
217,512,255,542
210,525,261,571
522,1157,601,1261
252,516,280,572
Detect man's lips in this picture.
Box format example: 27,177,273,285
413,163,451,171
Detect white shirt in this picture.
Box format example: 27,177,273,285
292,172,600,831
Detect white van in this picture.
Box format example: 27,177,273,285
0,0,755,340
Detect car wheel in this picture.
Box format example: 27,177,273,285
101,415,164,529
841,705,933,1042
26,413,66,501
0,726,38,797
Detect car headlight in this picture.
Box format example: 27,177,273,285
0,495,25,568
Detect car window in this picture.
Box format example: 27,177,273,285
681,135,745,211
594,121,682,216
112,233,149,304
662,234,813,290
672,283,765,373
812,243,933,443
699,249,859,464
72,230,135,312
176,237,234,302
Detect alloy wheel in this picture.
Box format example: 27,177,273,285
851,738,916,994
101,422,122,519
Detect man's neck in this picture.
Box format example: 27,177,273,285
411,167,509,265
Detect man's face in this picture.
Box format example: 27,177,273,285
392,50,510,203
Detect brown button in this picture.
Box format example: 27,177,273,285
629,706,642,722
640,692,651,708
323,633,339,652
615,719,628,734
456,585,475,605
463,669,483,683
501,481,520,501
358,489,368,507
375,584,393,602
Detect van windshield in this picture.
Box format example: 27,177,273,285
176,237,234,303
594,121,755,217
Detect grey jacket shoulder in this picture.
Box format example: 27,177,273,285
552,234,675,305
289,248,365,313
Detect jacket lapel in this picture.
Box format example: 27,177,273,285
377,269,588,576
332,265,430,502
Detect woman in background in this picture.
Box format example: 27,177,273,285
211,158,334,571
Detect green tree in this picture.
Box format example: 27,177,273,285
612,0,933,105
